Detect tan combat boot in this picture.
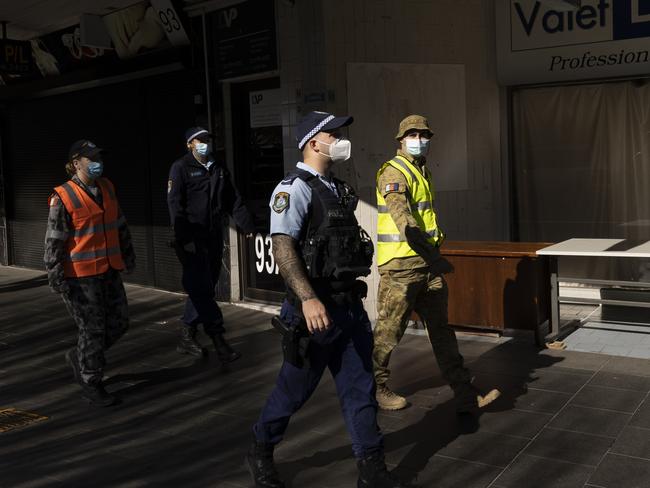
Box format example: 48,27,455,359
455,384,501,414
376,384,408,410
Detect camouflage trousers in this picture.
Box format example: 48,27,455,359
373,267,471,388
61,269,129,385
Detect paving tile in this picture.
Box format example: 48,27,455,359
588,453,650,488
2,266,650,488
435,430,529,467
510,388,572,414
548,405,631,438
399,455,503,488
476,409,553,439
524,369,592,394
494,454,594,488
523,428,613,466
629,399,650,430
570,385,647,413
588,371,650,392
610,426,650,460
602,356,650,377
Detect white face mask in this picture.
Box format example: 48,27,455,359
404,138,430,157
317,138,351,163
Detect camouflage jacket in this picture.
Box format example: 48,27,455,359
44,175,136,292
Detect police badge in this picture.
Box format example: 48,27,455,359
272,192,290,213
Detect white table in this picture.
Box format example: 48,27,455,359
537,238,650,339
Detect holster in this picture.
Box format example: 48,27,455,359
271,316,310,369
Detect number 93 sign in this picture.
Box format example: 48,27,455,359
254,233,279,275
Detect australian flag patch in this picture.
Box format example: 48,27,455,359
385,183,400,193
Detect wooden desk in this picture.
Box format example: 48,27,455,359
437,241,552,335
537,238,650,339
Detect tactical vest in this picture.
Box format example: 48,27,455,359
54,178,126,278
289,169,373,292
375,155,444,266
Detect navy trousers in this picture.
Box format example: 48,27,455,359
178,235,225,335
253,298,383,459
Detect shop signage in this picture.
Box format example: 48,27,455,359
213,0,277,79
0,40,33,76
496,0,650,84
150,0,190,46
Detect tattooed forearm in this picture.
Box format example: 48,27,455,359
272,234,316,302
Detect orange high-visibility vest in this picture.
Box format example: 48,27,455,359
54,178,125,278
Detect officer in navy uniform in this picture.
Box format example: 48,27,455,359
167,127,255,362
246,112,409,488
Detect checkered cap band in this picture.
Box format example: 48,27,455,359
298,115,335,150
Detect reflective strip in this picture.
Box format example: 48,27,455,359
73,219,121,237
45,229,67,241
377,233,403,242
69,246,121,262
377,201,430,213
61,182,82,209
377,229,439,243
390,157,417,183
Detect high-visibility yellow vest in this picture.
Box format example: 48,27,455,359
376,155,444,266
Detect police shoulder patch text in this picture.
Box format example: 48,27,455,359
272,192,290,213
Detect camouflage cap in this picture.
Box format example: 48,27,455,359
395,115,433,140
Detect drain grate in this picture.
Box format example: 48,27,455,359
0,408,48,433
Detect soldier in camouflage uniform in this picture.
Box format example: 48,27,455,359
373,116,499,412
44,139,135,407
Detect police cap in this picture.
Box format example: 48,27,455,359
297,111,353,150
185,127,212,144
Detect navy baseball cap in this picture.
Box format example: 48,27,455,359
185,127,212,144
69,139,103,161
297,111,353,150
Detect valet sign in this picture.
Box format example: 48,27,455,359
496,0,650,84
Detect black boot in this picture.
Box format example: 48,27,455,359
66,347,116,407
357,452,409,488
245,441,285,488
211,333,242,363
80,382,117,407
176,326,206,357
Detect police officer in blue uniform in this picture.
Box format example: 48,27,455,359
246,112,409,488
167,127,255,362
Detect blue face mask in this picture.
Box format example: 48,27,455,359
405,138,430,157
195,142,209,156
87,161,103,178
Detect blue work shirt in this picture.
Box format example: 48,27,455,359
269,162,339,239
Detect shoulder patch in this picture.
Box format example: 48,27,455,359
49,193,60,207
272,192,290,213
385,183,401,193
167,179,173,193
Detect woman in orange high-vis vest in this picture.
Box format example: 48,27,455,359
44,139,136,407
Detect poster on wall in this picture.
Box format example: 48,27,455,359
496,0,650,85
212,0,277,79
249,89,282,128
